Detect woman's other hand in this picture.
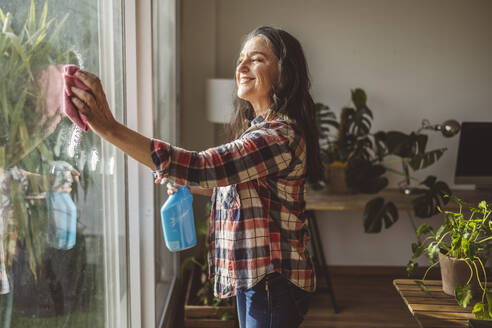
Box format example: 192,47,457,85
166,182,213,197
70,70,118,137
167,182,179,195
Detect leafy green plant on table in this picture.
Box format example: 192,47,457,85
0,0,86,280
180,201,235,321
315,89,452,233
407,197,492,319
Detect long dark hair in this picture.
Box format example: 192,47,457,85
227,26,323,183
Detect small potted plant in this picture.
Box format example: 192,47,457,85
180,202,237,327
407,196,492,319
314,89,455,233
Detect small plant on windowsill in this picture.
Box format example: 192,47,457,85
407,196,492,320
180,201,236,325
314,88,456,233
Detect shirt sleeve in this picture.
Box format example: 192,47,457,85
150,121,294,188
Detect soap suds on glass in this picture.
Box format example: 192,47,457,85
67,126,82,158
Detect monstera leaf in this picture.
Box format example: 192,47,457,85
408,148,447,171
346,89,373,137
373,131,387,161
363,197,398,233
346,158,388,194
384,131,415,158
352,88,367,109
351,136,373,162
383,132,447,171
314,102,338,140
412,176,451,218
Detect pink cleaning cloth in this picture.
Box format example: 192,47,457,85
37,65,63,135
63,65,90,132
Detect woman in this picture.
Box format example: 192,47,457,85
71,26,322,328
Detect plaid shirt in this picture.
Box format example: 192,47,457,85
151,114,316,298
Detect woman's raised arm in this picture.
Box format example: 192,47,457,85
70,70,155,170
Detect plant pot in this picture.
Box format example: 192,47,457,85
439,252,487,297
184,267,237,328
323,162,352,194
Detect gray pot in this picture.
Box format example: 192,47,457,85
439,252,486,297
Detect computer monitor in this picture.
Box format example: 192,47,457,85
455,122,492,189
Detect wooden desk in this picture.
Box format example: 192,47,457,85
305,188,492,211
393,279,484,328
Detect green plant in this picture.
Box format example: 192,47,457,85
0,0,83,278
314,89,452,233
407,197,492,319
180,201,233,311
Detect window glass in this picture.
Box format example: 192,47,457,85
0,1,128,327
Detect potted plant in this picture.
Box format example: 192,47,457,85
314,89,455,233
180,201,237,328
407,196,492,320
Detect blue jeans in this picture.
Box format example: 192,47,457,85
236,272,313,328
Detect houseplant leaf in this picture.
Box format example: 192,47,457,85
411,242,424,259
455,283,473,308
406,260,418,276
408,148,447,171
351,137,373,161
363,197,398,233
412,176,451,218
384,131,414,158
351,88,368,109
416,223,433,238
346,158,388,194
426,243,439,263
314,102,338,137
346,89,373,137
472,302,491,320
373,131,387,160
415,280,431,296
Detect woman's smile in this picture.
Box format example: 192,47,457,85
239,76,255,84
236,36,279,115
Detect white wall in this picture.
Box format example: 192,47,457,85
181,0,492,265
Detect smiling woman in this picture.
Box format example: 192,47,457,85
70,25,320,328
236,36,280,115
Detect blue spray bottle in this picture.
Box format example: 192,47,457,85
160,185,197,252
47,161,77,250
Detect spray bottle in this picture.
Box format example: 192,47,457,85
160,185,197,252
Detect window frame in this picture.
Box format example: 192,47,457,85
124,0,180,327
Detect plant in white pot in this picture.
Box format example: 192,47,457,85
407,196,492,319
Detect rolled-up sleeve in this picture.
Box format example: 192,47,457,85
150,122,294,188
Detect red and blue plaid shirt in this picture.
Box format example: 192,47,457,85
151,114,316,298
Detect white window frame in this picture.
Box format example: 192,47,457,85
124,0,179,327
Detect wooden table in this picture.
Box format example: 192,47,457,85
305,188,492,211
393,279,483,328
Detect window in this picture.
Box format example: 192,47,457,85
0,1,128,327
